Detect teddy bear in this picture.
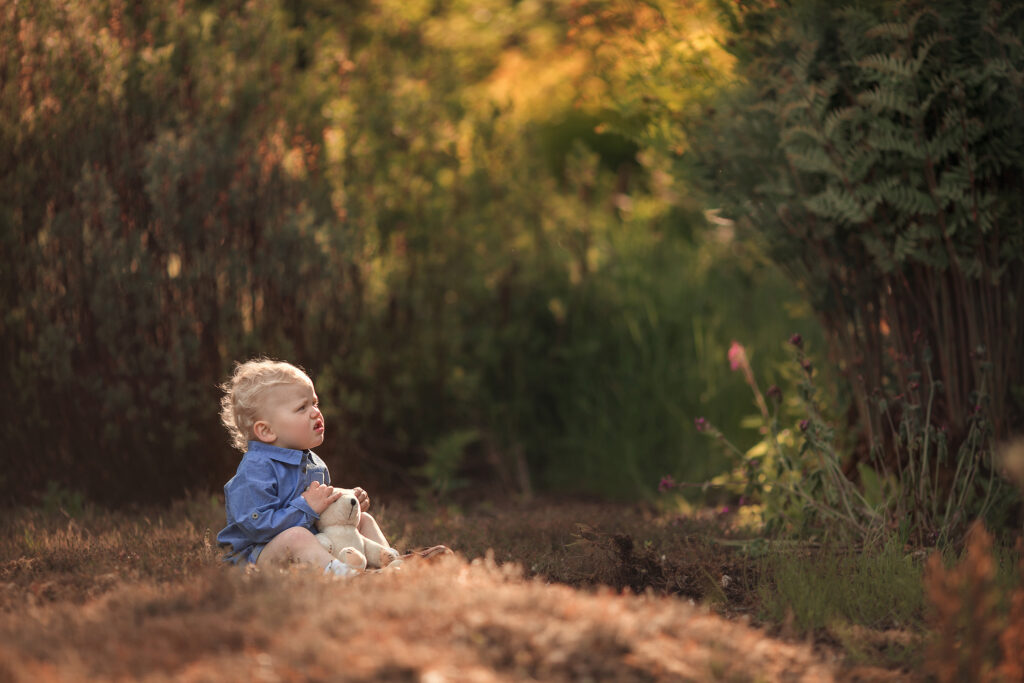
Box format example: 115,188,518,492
315,489,401,571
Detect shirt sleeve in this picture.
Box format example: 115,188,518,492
225,459,319,545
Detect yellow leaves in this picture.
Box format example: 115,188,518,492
548,298,566,323
479,47,589,122
374,0,435,28
322,127,346,166
281,147,307,180
568,0,735,150
166,253,182,279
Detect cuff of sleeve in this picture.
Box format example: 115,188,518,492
290,496,319,521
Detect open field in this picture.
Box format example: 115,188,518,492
0,496,979,681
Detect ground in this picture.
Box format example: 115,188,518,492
0,497,919,681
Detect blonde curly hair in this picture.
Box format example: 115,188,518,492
219,358,313,452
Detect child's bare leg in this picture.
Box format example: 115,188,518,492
357,513,391,548
257,526,335,568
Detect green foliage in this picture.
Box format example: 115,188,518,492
415,429,479,504
39,482,87,519
2,0,811,504
692,336,1014,545
697,0,1024,453
759,538,925,636
607,0,1024,534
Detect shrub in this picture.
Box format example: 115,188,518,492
582,0,1024,530
696,0,1024,489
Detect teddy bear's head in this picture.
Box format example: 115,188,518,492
316,489,361,530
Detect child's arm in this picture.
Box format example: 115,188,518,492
302,481,343,514
225,461,340,544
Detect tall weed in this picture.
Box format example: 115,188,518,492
674,335,1018,546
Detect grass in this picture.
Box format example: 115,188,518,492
756,539,926,670
1,494,1019,681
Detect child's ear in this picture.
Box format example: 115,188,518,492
253,420,276,444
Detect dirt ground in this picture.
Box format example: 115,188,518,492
0,499,915,681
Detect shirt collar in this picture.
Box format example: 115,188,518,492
245,440,311,465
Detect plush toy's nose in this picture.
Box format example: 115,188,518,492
349,498,357,507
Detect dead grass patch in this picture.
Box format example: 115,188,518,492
0,555,834,682
0,496,937,681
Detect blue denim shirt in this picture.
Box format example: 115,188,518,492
217,441,331,564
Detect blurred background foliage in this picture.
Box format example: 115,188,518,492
583,0,1023,538
2,0,816,506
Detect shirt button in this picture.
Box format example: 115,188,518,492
251,512,259,520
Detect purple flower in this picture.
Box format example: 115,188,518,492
789,333,803,348
801,359,813,375
658,475,677,492
694,417,708,432
767,385,782,401
799,419,810,432
728,341,747,371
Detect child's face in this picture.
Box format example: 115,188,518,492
254,380,325,451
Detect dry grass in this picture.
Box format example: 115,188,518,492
924,522,1024,682
0,495,943,681
0,556,837,682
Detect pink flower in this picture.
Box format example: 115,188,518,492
789,333,803,348
728,341,747,371
694,417,708,432
658,475,677,492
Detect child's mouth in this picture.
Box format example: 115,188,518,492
314,420,324,433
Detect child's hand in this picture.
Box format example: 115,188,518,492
352,487,370,512
303,480,343,515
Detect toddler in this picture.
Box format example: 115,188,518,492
217,358,393,576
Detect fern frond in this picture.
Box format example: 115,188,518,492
846,148,881,184
787,146,841,176
805,185,870,224
823,105,860,138
865,122,925,157
864,21,911,41
858,53,918,78
879,182,937,216
781,124,826,146
857,85,917,116
913,33,951,73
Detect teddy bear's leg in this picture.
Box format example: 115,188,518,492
362,539,401,568
338,547,367,571
315,533,334,556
